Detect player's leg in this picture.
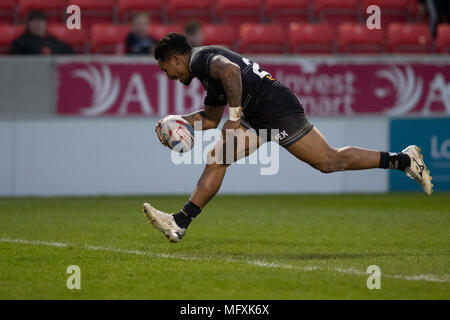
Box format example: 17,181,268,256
286,126,433,194
143,124,263,242
286,127,381,172
188,124,263,208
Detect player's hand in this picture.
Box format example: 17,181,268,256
155,119,169,147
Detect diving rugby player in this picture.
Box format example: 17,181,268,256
143,33,433,243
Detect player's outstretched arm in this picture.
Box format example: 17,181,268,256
182,105,225,130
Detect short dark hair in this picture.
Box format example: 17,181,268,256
154,33,192,62
184,20,201,35
27,10,47,22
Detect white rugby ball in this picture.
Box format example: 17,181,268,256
160,115,194,153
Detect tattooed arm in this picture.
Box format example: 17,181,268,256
204,54,243,139
156,54,240,145
209,55,242,121
183,55,241,130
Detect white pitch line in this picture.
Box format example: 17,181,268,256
1,237,449,284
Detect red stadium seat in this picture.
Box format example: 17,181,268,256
288,22,334,54
18,0,64,23
437,24,450,54
387,23,433,53
0,24,25,54
239,23,285,54
167,0,213,24
118,0,165,23
148,23,184,41
338,23,384,53
67,0,115,28
408,0,421,22
265,0,310,27
313,0,360,24
90,24,130,54
202,24,237,49
363,0,411,29
48,23,88,54
0,0,16,24
217,0,262,27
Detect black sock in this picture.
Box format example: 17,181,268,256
173,201,202,229
379,152,411,171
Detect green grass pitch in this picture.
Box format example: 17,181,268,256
0,193,449,299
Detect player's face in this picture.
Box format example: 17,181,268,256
158,56,193,85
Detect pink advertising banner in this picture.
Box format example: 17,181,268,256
57,58,450,117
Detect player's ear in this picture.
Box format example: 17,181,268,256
172,54,180,65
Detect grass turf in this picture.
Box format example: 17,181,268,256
0,193,449,299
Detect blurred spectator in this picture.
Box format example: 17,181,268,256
184,20,203,47
125,12,158,54
419,0,450,38
8,11,74,55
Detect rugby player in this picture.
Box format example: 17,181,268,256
143,33,433,243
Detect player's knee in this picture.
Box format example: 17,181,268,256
206,149,231,167
208,119,220,129
314,163,335,174
205,117,221,130
313,149,340,173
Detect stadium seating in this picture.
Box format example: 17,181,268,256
387,23,433,53
436,24,450,53
67,0,115,27
167,0,213,24
239,23,285,54
313,0,360,24
363,0,411,29
288,22,334,54
217,0,262,26
148,23,183,41
264,0,310,27
338,23,384,53
408,0,421,22
0,24,24,53
117,0,165,23
48,23,88,54
90,23,183,54
202,23,237,50
0,0,446,56
18,0,64,23
0,0,16,24
90,23,130,54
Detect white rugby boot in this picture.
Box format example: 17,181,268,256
142,203,185,243
402,145,433,195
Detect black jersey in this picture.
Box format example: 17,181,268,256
189,45,285,119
